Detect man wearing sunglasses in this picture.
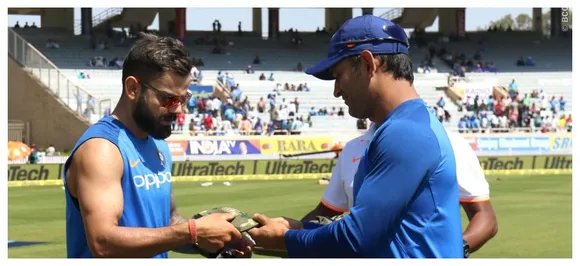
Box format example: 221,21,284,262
63,33,251,258
248,15,464,258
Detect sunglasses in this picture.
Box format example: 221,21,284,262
141,83,192,109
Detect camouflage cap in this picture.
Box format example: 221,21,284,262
308,214,346,225
193,207,261,233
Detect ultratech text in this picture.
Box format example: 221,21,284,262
172,161,246,176
263,160,336,174
479,155,572,170
540,156,572,169
480,156,524,170
7,165,62,181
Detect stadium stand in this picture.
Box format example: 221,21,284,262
435,31,572,73
6,11,575,260
9,19,572,139
11,27,450,135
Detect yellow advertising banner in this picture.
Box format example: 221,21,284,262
258,137,334,155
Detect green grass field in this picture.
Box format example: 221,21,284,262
8,174,572,258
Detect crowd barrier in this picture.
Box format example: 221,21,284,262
166,133,572,156
7,133,573,165
464,132,572,154
7,155,572,187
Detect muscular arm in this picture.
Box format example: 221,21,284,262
170,194,188,226
461,201,498,253
168,194,204,255
68,139,192,258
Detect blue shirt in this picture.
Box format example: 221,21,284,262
188,97,196,108
226,77,236,88
232,88,242,102
509,82,517,91
284,99,463,258
224,108,235,121
551,99,558,109
63,116,173,258
280,120,288,130
291,120,303,130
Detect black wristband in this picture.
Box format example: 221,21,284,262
463,239,470,258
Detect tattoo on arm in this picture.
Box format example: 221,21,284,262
171,212,188,225
169,193,187,225
168,193,201,254
174,215,188,225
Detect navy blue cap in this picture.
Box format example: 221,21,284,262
305,15,410,80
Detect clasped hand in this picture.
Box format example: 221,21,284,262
246,214,303,250
194,213,253,258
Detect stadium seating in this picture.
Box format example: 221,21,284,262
11,27,572,135
467,72,572,109
14,28,434,71
422,31,572,72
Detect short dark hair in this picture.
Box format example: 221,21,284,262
349,53,414,85
122,32,193,90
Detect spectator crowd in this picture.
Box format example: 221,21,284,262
457,79,572,133
172,71,319,136
23,24,571,138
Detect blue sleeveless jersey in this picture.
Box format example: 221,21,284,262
63,116,173,258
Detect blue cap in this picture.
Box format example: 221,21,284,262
305,15,410,80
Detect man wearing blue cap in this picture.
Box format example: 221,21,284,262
247,15,464,258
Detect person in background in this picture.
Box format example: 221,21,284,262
28,144,39,164
46,144,56,156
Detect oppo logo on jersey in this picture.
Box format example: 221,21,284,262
133,172,172,190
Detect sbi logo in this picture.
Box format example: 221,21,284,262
133,172,172,190
551,136,572,150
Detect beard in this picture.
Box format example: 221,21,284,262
132,94,176,140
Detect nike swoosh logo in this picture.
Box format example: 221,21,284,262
352,157,361,163
130,159,141,168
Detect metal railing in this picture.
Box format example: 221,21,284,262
379,8,404,21
167,129,363,138
165,126,568,139
8,120,30,144
8,27,111,124
450,127,561,134
73,8,123,35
